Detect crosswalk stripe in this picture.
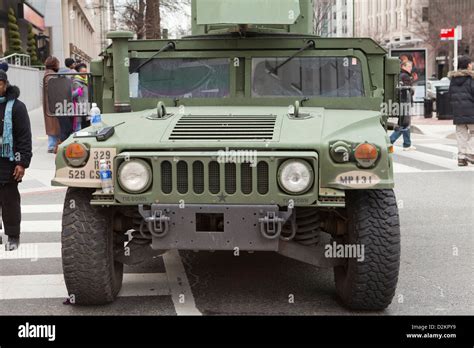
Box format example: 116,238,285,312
393,163,422,174
21,221,62,233
21,205,63,214
421,143,458,154
394,147,459,170
0,243,60,260
163,250,202,316
0,273,169,300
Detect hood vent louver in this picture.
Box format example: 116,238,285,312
169,114,277,141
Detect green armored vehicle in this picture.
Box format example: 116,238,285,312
46,0,402,310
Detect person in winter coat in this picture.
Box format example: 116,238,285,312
43,57,62,153
390,60,417,151
58,58,76,75
72,63,89,131
0,69,32,251
449,56,474,167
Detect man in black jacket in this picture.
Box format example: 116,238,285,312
449,56,474,166
0,69,32,250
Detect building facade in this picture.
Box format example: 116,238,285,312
354,0,434,77
354,0,429,48
316,0,354,37
38,0,100,65
0,0,47,60
90,0,115,53
329,0,353,37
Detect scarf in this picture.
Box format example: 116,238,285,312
0,96,15,161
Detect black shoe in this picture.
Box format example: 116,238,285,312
6,236,20,251
466,156,474,165
458,159,468,167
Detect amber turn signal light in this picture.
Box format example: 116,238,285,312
354,143,379,168
64,143,89,167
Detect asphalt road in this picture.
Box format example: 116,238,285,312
0,108,473,315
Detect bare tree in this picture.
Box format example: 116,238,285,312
145,0,160,39
314,0,332,36
117,0,190,39
118,0,146,39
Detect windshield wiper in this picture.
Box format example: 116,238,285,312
269,40,315,75
131,41,176,74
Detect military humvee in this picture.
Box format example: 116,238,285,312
46,0,402,310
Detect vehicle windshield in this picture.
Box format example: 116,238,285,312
252,57,365,97
129,58,230,98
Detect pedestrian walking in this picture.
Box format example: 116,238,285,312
390,61,417,151
449,56,474,166
44,57,75,148
43,57,62,153
0,68,32,251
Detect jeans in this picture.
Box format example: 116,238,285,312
390,127,412,148
58,117,74,142
48,135,59,150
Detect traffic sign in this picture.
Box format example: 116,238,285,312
440,28,455,41
441,26,462,71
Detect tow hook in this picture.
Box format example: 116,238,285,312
138,205,170,238
259,208,293,240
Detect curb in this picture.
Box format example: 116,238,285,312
410,125,424,135
410,125,456,139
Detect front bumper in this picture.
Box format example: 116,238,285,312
138,204,293,251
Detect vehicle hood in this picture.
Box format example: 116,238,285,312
95,106,385,151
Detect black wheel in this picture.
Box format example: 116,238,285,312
334,190,401,310
62,188,123,305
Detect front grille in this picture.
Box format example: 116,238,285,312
209,161,220,194
193,161,204,194
177,161,188,194
241,163,253,194
257,162,269,195
159,160,270,197
225,163,236,194
169,114,277,141
161,161,172,194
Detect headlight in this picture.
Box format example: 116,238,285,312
278,160,313,195
64,143,89,167
118,160,152,193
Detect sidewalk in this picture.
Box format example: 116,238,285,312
20,107,66,195
410,116,456,140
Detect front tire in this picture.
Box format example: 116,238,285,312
62,188,123,305
334,190,401,310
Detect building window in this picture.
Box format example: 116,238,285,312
0,28,6,56
422,7,429,22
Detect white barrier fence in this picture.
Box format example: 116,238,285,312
7,65,44,111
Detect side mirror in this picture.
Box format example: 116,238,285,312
43,73,93,117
